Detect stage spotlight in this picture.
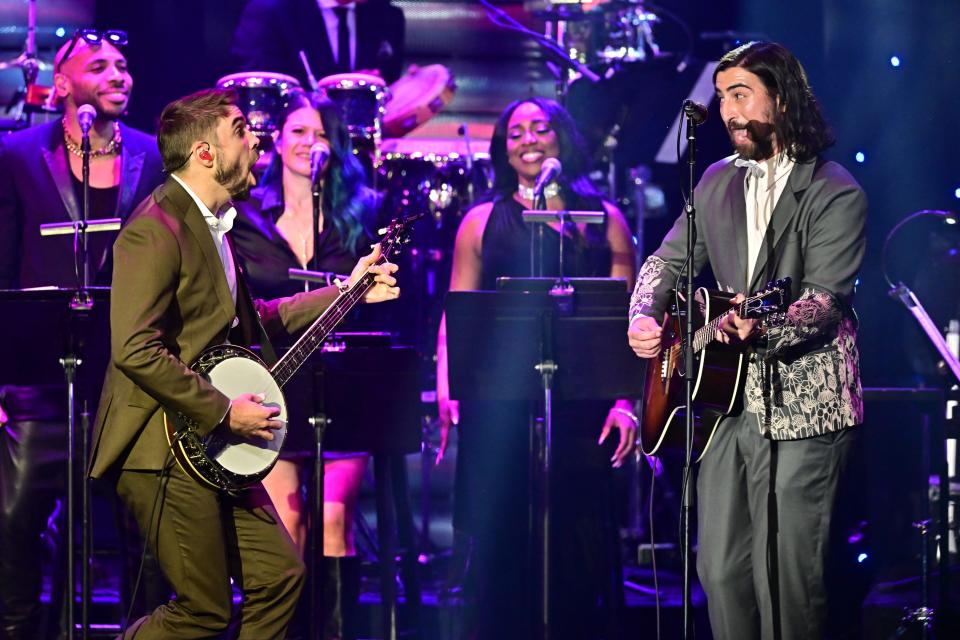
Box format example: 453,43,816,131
855,152,866,163
55,27,66,38
889,55,901,68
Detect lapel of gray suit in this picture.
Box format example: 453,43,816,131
726,165,749,292
41,143,81,222
747,158,817,292
165,179,238,328
116,124,144,217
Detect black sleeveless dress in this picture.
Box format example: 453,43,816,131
455,195,623,639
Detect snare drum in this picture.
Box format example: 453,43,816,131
383,65,456,138
317,72,387,143
216,72,301,139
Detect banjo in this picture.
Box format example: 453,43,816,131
164,214,420,493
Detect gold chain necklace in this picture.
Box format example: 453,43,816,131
62,117,122,158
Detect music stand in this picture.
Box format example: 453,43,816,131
445,279,645,640
0,287,111,639
274,334,421,640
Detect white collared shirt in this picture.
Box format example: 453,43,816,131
742,153,795,283
170,174,238,311
318,0,357,71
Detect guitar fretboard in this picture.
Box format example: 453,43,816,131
691,300,747,354
270,258,384,388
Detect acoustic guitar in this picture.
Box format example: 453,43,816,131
639,278,790,461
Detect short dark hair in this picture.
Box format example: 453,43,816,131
714,41,834,163
489,97,601,205
158,88,238,173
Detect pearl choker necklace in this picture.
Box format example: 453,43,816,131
517,182,560,202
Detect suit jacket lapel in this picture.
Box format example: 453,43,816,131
748,158,817,291
164,179,237,327
727,167,749,292
41,139,81,222
116,124,145,218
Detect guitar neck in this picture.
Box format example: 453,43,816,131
690,299,746,354
269,258,383,388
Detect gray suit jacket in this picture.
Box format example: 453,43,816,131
630,154,867,440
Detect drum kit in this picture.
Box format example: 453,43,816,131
214,63,484,226
215,63,490,350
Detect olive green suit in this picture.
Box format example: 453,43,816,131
90,177,339,639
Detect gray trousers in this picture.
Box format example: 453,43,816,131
696,409,859,640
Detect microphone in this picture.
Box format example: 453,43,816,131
309,141,330,184
533,157,562,202
682,100,708,125
77,104,97,134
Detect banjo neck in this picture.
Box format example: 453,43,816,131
269,259,384,388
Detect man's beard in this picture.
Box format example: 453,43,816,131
727,119,776,161
215,153,255,201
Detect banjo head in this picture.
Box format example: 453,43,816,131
203,352,287,479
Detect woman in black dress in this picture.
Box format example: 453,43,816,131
436,97,638,638
231,89,377,639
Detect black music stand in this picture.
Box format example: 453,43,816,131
0,287,111,639
277,334,421,640
445,279,645,640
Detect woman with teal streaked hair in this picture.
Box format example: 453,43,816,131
231,88,376,640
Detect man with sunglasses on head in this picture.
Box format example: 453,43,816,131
0,29,164,640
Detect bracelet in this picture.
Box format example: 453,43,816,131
612,407,640,425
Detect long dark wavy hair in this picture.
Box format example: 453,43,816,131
714,41,835,163
263,90,376,254
488,97,603,207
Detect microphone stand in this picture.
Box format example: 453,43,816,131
307,172,329,640
76,115,93,640
680,109,700,640
531,187,547,278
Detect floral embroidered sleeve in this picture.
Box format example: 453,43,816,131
629,256,667,322
763,287,844,357
628,205,709,323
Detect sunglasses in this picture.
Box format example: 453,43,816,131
55,29,129,73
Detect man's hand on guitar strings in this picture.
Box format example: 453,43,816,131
226,393,284,441
716,293,762,344
628,314,663,359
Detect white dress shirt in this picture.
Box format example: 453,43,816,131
740,154,795,284
318,0,357,71
170,174,238,313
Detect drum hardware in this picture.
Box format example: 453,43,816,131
480,0,598,103
215,71,301,155
317,72,386,165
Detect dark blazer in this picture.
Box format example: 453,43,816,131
230,0,405,86
89,178,342,478
630,155,868,440
0,120,165,289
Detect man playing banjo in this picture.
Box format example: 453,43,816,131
87,87,400,639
